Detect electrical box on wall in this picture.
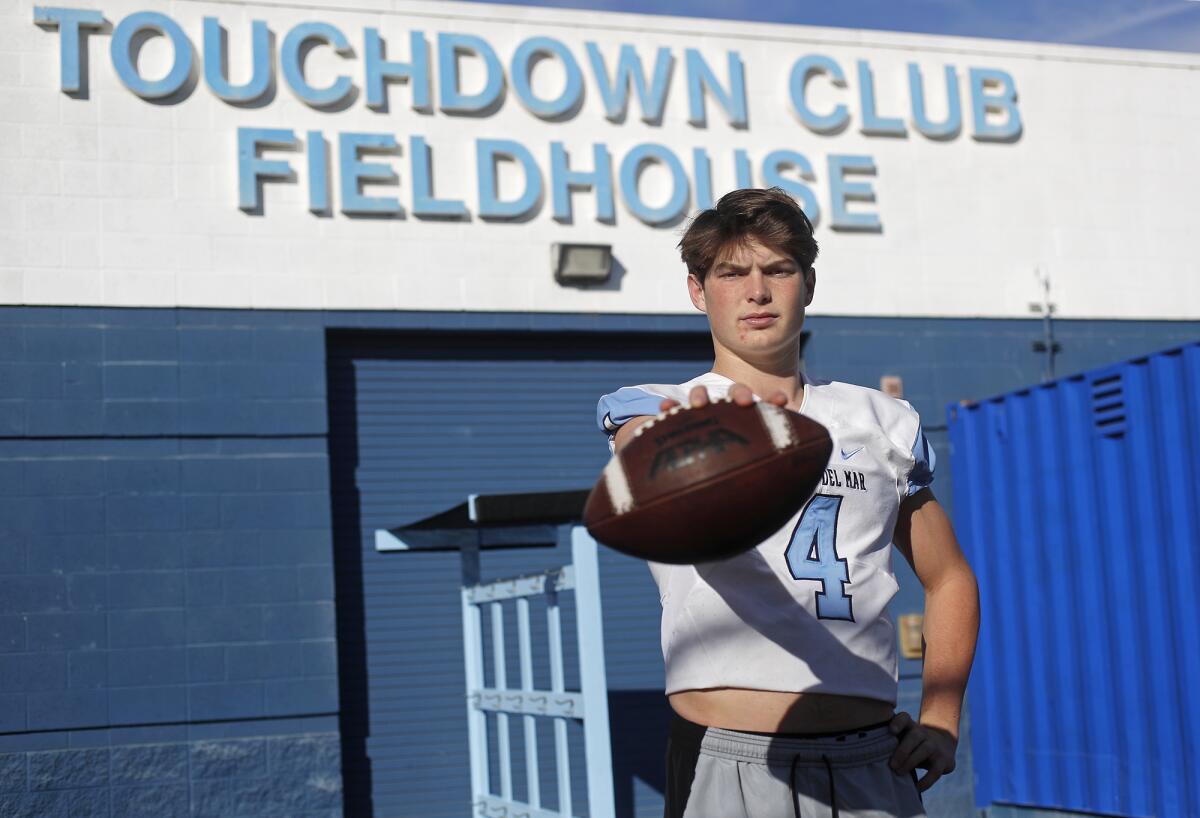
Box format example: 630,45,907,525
898,613,924,660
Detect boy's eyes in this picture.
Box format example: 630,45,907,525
718,268,794,278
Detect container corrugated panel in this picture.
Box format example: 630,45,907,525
326,329,712,818
947,341,1200,817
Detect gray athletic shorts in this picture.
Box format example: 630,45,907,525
665,713,926,818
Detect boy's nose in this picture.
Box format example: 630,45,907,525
747,275,771,302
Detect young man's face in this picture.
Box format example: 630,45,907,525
687,237,816,364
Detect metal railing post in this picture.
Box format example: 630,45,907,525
572,526,615,818
460,535,489,808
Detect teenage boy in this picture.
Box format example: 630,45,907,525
596,187,980,818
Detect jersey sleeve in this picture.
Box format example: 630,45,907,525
906,417,937,496
595,386,667,453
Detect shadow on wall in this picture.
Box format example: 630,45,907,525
609,690,672,818
325,343,374,817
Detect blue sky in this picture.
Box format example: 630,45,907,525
465,0,1200,53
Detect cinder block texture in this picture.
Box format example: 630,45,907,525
0,308,340,809
0,733,341,817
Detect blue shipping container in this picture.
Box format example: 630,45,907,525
947,341,1200,818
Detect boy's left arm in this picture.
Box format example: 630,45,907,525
888,487,981,792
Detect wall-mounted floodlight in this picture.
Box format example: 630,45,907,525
552,242,612,285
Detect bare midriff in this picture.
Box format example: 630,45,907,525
669,688,895,733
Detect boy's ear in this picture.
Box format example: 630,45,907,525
687,274,707,313
804,267,816,307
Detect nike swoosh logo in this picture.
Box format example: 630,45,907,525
840,446,864,460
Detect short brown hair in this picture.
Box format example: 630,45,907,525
677,187,818,285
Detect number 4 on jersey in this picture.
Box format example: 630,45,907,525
784,494,854,622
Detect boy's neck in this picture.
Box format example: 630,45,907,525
710,348,806,406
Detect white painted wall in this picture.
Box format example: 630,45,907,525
1,0,1197,319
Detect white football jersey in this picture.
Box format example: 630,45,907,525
594,370,935,702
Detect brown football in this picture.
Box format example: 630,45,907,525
584,398,833,564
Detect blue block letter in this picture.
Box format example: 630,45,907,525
410,135,467,218
339,132,402,215
970,67,1022,141
828,154,880,232
788,55,849,134
307,130,329,213
511,36,583,119
365,29,430,111
438,32,503,114
551,143,615,223
618,143,688,226
237,128,298,212
585,42,672,124
685,48,747,128
111,11,193,99
476,139,543,220
908,63,961,140
33,6,105,93
281,22,354,108
857,59,906,137
692,148,713,211
203,17,271,103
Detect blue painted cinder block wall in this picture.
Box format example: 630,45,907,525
0,307,341,817
0,305,1197,818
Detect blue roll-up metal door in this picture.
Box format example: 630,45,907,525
326,329,712,818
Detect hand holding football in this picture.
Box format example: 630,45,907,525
584,387,833,563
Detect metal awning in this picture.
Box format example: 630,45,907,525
374,489,590,552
